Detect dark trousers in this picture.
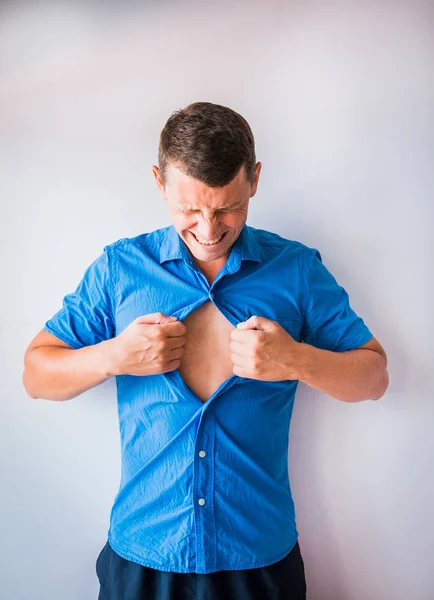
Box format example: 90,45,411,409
96,539,307,599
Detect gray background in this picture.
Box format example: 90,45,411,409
1,1,433,598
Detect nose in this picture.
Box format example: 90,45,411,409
196,216,222,239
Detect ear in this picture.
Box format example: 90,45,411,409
152,165,167,200
250,162,262,198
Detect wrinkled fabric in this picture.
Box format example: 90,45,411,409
44,224,373,574
96,538,307,599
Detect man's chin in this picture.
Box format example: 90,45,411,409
189,247,226,262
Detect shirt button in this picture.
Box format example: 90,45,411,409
198,498,206,506
199,450,206,458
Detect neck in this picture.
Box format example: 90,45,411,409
192,256,228,286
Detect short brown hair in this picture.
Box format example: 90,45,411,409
158,101,256,188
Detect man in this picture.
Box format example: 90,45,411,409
23,101,388,599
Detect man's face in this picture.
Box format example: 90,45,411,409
152,161,262,266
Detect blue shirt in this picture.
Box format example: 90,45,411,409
43,224,373,574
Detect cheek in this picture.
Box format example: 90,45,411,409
172,214,196,229
224,215,245,229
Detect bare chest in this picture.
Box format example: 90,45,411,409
177,300,235,403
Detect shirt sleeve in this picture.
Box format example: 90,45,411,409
43,246,116,349
301,247,374,352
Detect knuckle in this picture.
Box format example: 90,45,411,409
154,328,164,340
147,327,157,339
157,340,166,352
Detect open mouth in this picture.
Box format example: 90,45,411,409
190,231,227,247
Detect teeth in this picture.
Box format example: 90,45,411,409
193,233,224,245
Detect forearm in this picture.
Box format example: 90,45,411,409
23,339,116,401
296,343,389,402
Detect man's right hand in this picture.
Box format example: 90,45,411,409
106,313,187,377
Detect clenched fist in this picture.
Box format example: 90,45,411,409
230,315,303,381
106,312,187,377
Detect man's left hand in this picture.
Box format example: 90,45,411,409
230,315,304,381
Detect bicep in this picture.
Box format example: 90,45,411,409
356,336,387,363
26,330,75,354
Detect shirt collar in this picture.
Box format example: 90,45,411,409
159,224,263,265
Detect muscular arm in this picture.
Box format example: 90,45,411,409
22,330,114,401
296,337,389,402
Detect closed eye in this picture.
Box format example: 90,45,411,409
187,209,231,214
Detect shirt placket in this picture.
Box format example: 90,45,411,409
193,410,217,573
178,239,243,573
